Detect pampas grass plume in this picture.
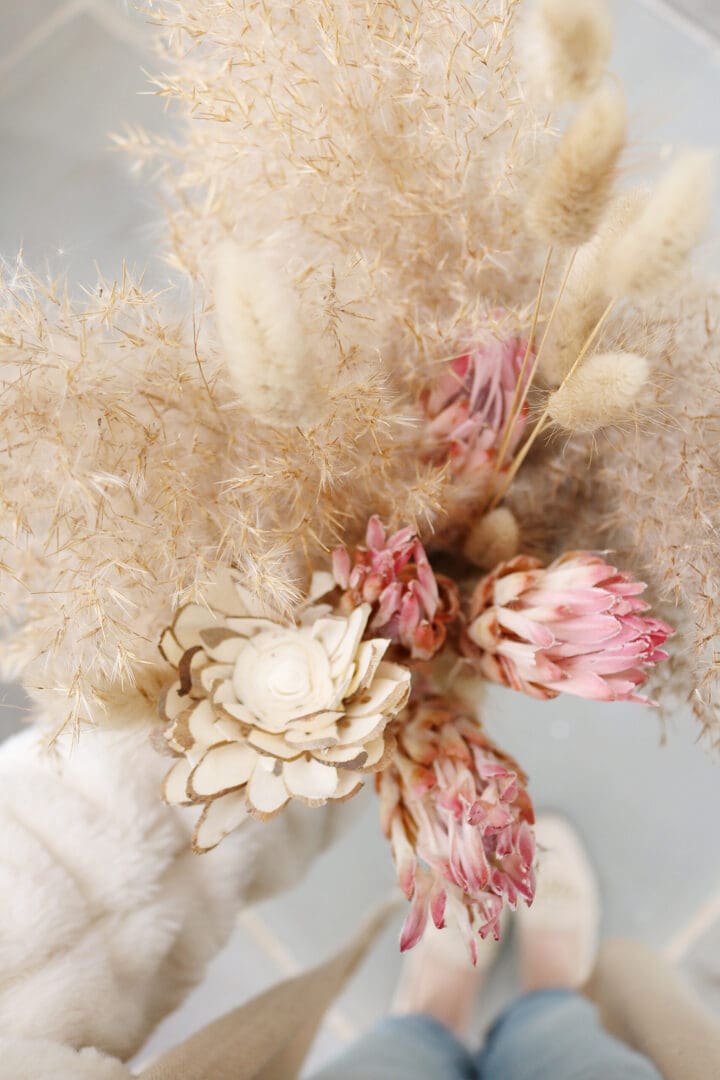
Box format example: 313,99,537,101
526,0,613,104
604,152,714,300
547,351,649,432
526,82,626,247
214,240,318,427
463,507,520,569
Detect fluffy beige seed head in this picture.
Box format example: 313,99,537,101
214,240,320,427
526,82,626,247
547,351,649,432
604,152,715,301
463,507,520,570
526,0,613,104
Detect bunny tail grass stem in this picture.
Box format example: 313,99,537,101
495,246,554,470
490,296,615,507
502,247,578,464
535,249,578,365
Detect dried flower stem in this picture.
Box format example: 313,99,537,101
491,297,615,505
535,250,578,367
495,247,554,469
499,248,578,471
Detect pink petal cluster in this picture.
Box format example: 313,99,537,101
378,694,535,963
420,328,529,483
461,553,673,703
332,516,459,661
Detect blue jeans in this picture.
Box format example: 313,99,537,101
307,989,663,1079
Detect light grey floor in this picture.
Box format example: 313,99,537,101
1,1,720,1075
657,0,720,40
0,0,172,288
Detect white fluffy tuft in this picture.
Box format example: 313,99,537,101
0,1040,130,1080
0,721,355,1061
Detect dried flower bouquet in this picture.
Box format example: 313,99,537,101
0,0,717,956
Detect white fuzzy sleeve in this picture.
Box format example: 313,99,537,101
0,720,357,1065
0,1039,131,1080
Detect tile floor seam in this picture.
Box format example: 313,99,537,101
0,0,87,81
86,0,152,51
635,0,720,53
236,908,358,1043
663,881,720,962
0,0,147,85
237,909,300,976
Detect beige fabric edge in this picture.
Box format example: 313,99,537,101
138,898,399,1080
583,937,720,1080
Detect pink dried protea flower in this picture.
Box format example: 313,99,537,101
420,327,530,485
332,516,459,661
378,693,535,963
461,553,673,703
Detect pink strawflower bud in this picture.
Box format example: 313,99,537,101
332,516,459,661
378,693,536,963
461,552,673,703
420,328,530,486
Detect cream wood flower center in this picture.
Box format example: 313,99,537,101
233,628,334,731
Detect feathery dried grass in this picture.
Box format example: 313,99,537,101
1,1,551,731
1,0,719,745
508,291,720,743
0,262,429,729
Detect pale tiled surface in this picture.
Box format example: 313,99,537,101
1,1,720,1076
665,0,720,39
0,683,31,740
0,0,170,288
133,920,285,1073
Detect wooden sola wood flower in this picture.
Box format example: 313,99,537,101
159,572,411,851
379,692,536,963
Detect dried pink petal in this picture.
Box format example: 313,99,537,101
420,328,530,488
332,516,459,661
461,552,673,703
378,693,536,961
